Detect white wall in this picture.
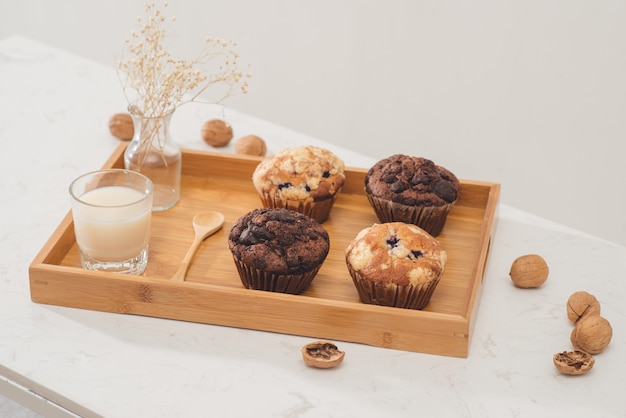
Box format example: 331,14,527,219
2,0,626,245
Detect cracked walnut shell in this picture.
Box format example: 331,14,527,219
553,350,595,375
301,341,345,369
570,315,613,354
566,291,601,324
508,254,549,288
201,119,233,147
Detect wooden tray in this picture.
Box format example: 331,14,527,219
29,143,499,358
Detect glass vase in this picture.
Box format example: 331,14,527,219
125,106,181,211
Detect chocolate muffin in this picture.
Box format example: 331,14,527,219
345,222,447,310
364,155,460,236
252,145,345,223
228,208,330,294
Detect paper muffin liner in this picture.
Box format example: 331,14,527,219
258,193,339,224
346,264,441,310
232,256,322,295
366,194,454,237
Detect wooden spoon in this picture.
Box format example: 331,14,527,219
171,211,225,281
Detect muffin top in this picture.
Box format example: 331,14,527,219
365,155,460,206
345,222,447,286
252,146,345,202
228,208,330,275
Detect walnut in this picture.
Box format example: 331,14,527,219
567,291,601,324
301,341,345,369
508,254,549,288
570,315,613,354
109,113,134,141
553,350,595,375
201,119,233,147
234,135,267,156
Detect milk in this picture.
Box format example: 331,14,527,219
72,186,151,261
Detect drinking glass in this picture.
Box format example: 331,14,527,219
69,169,154,274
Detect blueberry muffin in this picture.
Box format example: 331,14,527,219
365,155,460,236
252,145,345,223
345,222,447,310
228,208,330,294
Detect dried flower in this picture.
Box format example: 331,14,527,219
116,2,250,117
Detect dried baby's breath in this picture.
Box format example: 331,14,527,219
117,2,250,117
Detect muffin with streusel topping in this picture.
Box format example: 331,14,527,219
365,155,460,236
252,145,345,223
345,222,447,310
228,208,330,294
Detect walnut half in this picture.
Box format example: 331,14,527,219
301,341,345,369
553,350,595,375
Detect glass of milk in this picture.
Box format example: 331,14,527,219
69,169,154,274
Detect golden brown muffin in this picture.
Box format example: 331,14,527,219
252,145,345,223
345,222,447,310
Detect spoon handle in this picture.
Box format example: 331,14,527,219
171,237,203,281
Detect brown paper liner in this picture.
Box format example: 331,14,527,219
366,194,454,237
258,193,339,223
346,264,441,310
232,257,322,295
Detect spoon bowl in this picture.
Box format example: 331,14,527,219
171,211,225,281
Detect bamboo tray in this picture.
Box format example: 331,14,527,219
29,143,500,358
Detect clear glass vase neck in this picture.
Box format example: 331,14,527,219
124,104,181,212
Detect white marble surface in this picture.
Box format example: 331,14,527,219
1,36,625,418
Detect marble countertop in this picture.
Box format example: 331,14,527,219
1,36,624,418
